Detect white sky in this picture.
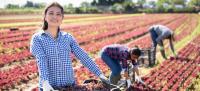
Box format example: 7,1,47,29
0,0,93,8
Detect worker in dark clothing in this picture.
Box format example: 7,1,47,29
100,44,142,86
149,25,177,63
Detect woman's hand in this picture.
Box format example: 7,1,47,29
43,80,55,91
135,76,143,83
99,74,109,84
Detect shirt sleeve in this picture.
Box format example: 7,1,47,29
30,35,49,82
69,34,102,77
120,50,128,71
121,59,128,71
156,35,164,46
156,27,172,46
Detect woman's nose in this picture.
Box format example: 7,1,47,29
52,14,57,18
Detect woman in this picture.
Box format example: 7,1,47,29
100,44,142,86
30,2,107,91
149,24,177,63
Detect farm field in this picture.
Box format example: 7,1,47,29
0,14,200,91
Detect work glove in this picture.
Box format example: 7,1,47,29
135,76,143,83
170,52,178,61
99,74,110,84
43,80,55,91
126,79,132,88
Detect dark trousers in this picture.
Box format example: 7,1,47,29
149,29,158,65
101,52,122,84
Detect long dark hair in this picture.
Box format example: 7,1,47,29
42,2,64,30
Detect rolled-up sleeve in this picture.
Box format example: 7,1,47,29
30,35,49,82
69,34,102,76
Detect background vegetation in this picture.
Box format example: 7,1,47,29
0,0,199,15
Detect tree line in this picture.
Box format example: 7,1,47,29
4,0,200,14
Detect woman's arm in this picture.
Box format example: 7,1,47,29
30,35,49,82
69,34,102,77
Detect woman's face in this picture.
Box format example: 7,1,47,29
45,6,63,28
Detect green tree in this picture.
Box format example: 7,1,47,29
110,3,125,13
123,1,136,12
156,0,169,12
6,4,20,9
81,2,91,7
95,0,126,6
34,3,45,8
188,0,200,7
80,2,90,13
79,2,99,13
149,1,156,8
91,0,97,6
188,0,200,12
64,4,75,14
137,0,146,8
171,0,186,7
172,0,186,5
157,0,170,7
24,1,34,7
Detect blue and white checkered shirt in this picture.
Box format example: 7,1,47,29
30,29,102,88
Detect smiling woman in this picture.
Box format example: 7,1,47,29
42,2,64,37
30,2,108,91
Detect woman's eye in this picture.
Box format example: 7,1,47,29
48,13,53,15
57,14,61,16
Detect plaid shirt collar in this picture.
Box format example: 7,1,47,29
40,28,62,39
